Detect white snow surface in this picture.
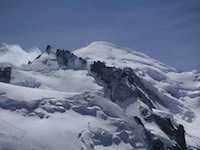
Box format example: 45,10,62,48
75,41,200,139
0,41,200,149
0,43,41,66
74,41,176,72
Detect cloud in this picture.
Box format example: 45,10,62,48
0,43,41,66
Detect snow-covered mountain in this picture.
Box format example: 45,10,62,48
0,41,199,150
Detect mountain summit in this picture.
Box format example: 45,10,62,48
0,42,200,150
74,41,175,72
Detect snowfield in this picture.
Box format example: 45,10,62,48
0,43,41,66
74,41,175,72
0,41,200,150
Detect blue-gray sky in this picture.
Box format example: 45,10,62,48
0,0,200,71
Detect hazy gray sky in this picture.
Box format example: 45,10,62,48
0,0,200,71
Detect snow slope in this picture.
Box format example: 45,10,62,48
0,43,41,66
11,69,102,93
0,41,200,150
75,41,200,139
74,41,175,72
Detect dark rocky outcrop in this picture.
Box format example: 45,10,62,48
0,67,11,83
28,45,87,70
135,112,187,150
90,61,137,102
56,49,87,70
90,61,179,110
149,137,165,150
134,116,166,150
153,114,187,150
90,61,155,108
90,61,189,149
45,45,52,54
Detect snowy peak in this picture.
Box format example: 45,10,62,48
74,41,176,72
26,45,87,72
0,42,200,150
45,45,57,54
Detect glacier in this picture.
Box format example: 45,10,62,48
0,41,199,150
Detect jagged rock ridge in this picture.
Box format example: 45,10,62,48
27,45,87,71
90,61,187,150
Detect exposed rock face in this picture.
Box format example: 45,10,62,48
134,116,165,150
90,61,188,150
90,61,137,102
56,49,87,70
0,67,11,83
45,45,52,54
153,114,187,150
90,61,155,108
28,45,87,70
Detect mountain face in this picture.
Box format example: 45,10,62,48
0,41,200,150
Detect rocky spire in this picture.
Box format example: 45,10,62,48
45,45,52,54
